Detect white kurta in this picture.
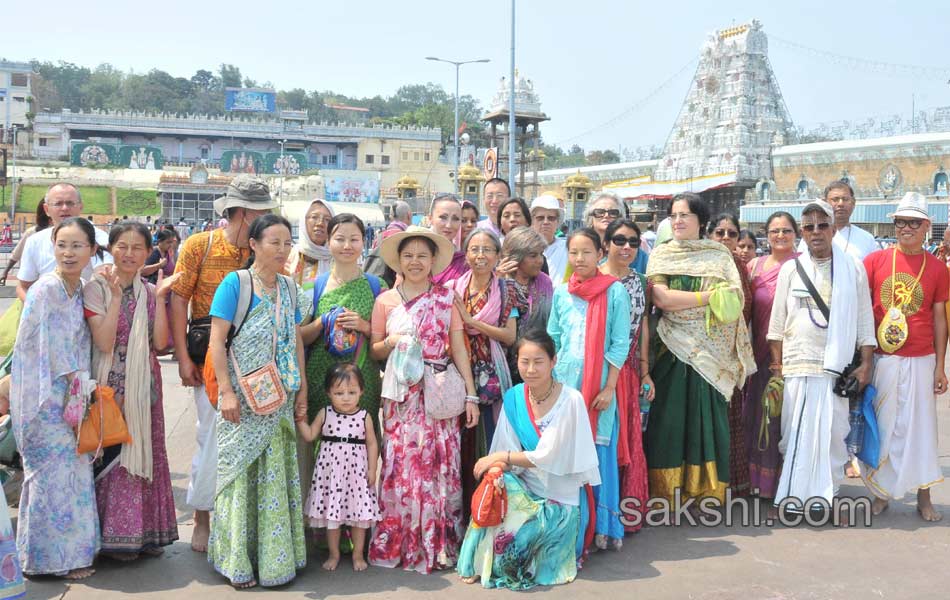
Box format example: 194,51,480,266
491,386,601,505
863,354,944,499
544,238,569,286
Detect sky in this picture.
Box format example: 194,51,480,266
6,0,950,154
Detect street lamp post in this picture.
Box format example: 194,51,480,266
425,56,490,194
277,139,286,208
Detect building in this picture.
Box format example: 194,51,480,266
0,61,33,138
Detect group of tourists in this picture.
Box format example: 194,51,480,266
0,172,945,596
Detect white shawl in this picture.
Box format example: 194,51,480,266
797,246,858,375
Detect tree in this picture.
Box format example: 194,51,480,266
218,64,242,89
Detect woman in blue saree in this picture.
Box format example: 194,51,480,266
458,329,600,590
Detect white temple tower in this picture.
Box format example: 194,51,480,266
653,20,793,185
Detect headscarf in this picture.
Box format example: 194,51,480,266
289,199,335,273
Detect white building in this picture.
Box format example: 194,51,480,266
0,61,33,138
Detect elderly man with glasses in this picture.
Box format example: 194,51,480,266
767,199,876,513
861,192,947,522
530,194,569,284
798,180,878,261
16,182,113,302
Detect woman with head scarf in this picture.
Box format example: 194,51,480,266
286,199,335,290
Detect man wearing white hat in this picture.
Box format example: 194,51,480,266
768,199,876,511
170,174,277,551
861,192,946,521
530,194,568,284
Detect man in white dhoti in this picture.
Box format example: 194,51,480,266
768,199,876,511
861,192,947,521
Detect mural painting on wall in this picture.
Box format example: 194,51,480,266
72,143,118,167
220,150,265,175
325,176,380,203
265,152,309,175
118,146,164,170
878,164,902,195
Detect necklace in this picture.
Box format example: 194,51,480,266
887,247,926,310
250,268,277,301
398,282,431,304
331,269,360,287
528,380,558,405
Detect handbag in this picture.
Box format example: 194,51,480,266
471,462,508,527
758,376,785,451
77,385,132,455
423,359,466,420
185,230,216,364
228,282,287,416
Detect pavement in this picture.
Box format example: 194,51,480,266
2,295,949,600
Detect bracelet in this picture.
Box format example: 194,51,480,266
465,395,479,403
695,291,704,306
383,336,394,349
769,363,782,371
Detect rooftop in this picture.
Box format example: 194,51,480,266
774,130,950,156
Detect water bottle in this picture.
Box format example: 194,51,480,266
639,383,651,432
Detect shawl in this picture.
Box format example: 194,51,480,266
646,239,756,398
431,250,469,286
451,272,512,398
567,271,618,439
85,274,154,480
797,246,859,375
288,199,335,275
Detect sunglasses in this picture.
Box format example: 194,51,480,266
610,235,640,248
591,208,621,219
534,215,559,223
894,218,924,230
713,228,739,239
801,222,832,233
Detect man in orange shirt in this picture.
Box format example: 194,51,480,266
170,175,277,551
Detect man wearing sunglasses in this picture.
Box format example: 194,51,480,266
768,199,876,513
797,181,878,262
861,192,947,522
530,194,568,284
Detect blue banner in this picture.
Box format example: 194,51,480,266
225,88,276,113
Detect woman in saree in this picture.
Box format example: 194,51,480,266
600,219,653,532
707,212,754,497
500,226,553,382
458,329,600,590
548,227,630,552
645,193,756,507
450,229,524,515
367,226,479,573
11,217,101,579
207,214,308,588
428,194,470,286
742,211,799,499
286,198,335,291
83,222,180,561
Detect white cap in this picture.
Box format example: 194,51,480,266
529,194,564,223
802,199,834,219
889,192,929,220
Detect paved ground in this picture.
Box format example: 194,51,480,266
3,296,949,600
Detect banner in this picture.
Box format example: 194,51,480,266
325,176,380,204
71,142,118,167
225,88,276,113
264,152,309,175
220,150,265,175
116,145,163,170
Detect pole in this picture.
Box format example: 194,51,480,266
454,63,460,194
508,0,517,192
10,126,17,219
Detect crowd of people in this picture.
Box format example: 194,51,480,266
0,173,945,595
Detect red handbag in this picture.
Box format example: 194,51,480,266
471,462,508,527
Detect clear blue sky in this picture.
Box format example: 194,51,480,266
7,0,950,153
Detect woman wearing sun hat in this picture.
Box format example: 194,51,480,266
367,226,480,573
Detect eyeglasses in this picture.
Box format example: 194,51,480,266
801,222,832,233
50,201,79,209
670,212,697,221
591,208,621,219
894,218,924,230
768,228,794,236
610,235,640,248
467,246,498,256
534,215,559,223
713,228,739,239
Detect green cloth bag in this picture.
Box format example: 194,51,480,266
705,284,741,332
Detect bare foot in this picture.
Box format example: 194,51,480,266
231,578,257,589
102,552,139,562
64,567,95,580
461,575,479,584
352,555,368,571
917,489,943,522
871,497,889,516
191,510,210,553
845,457,861,478
323,554,340,571
141,547,165,557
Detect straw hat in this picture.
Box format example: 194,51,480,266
379,226,455,276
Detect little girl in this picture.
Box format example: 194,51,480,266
296,363,380,571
